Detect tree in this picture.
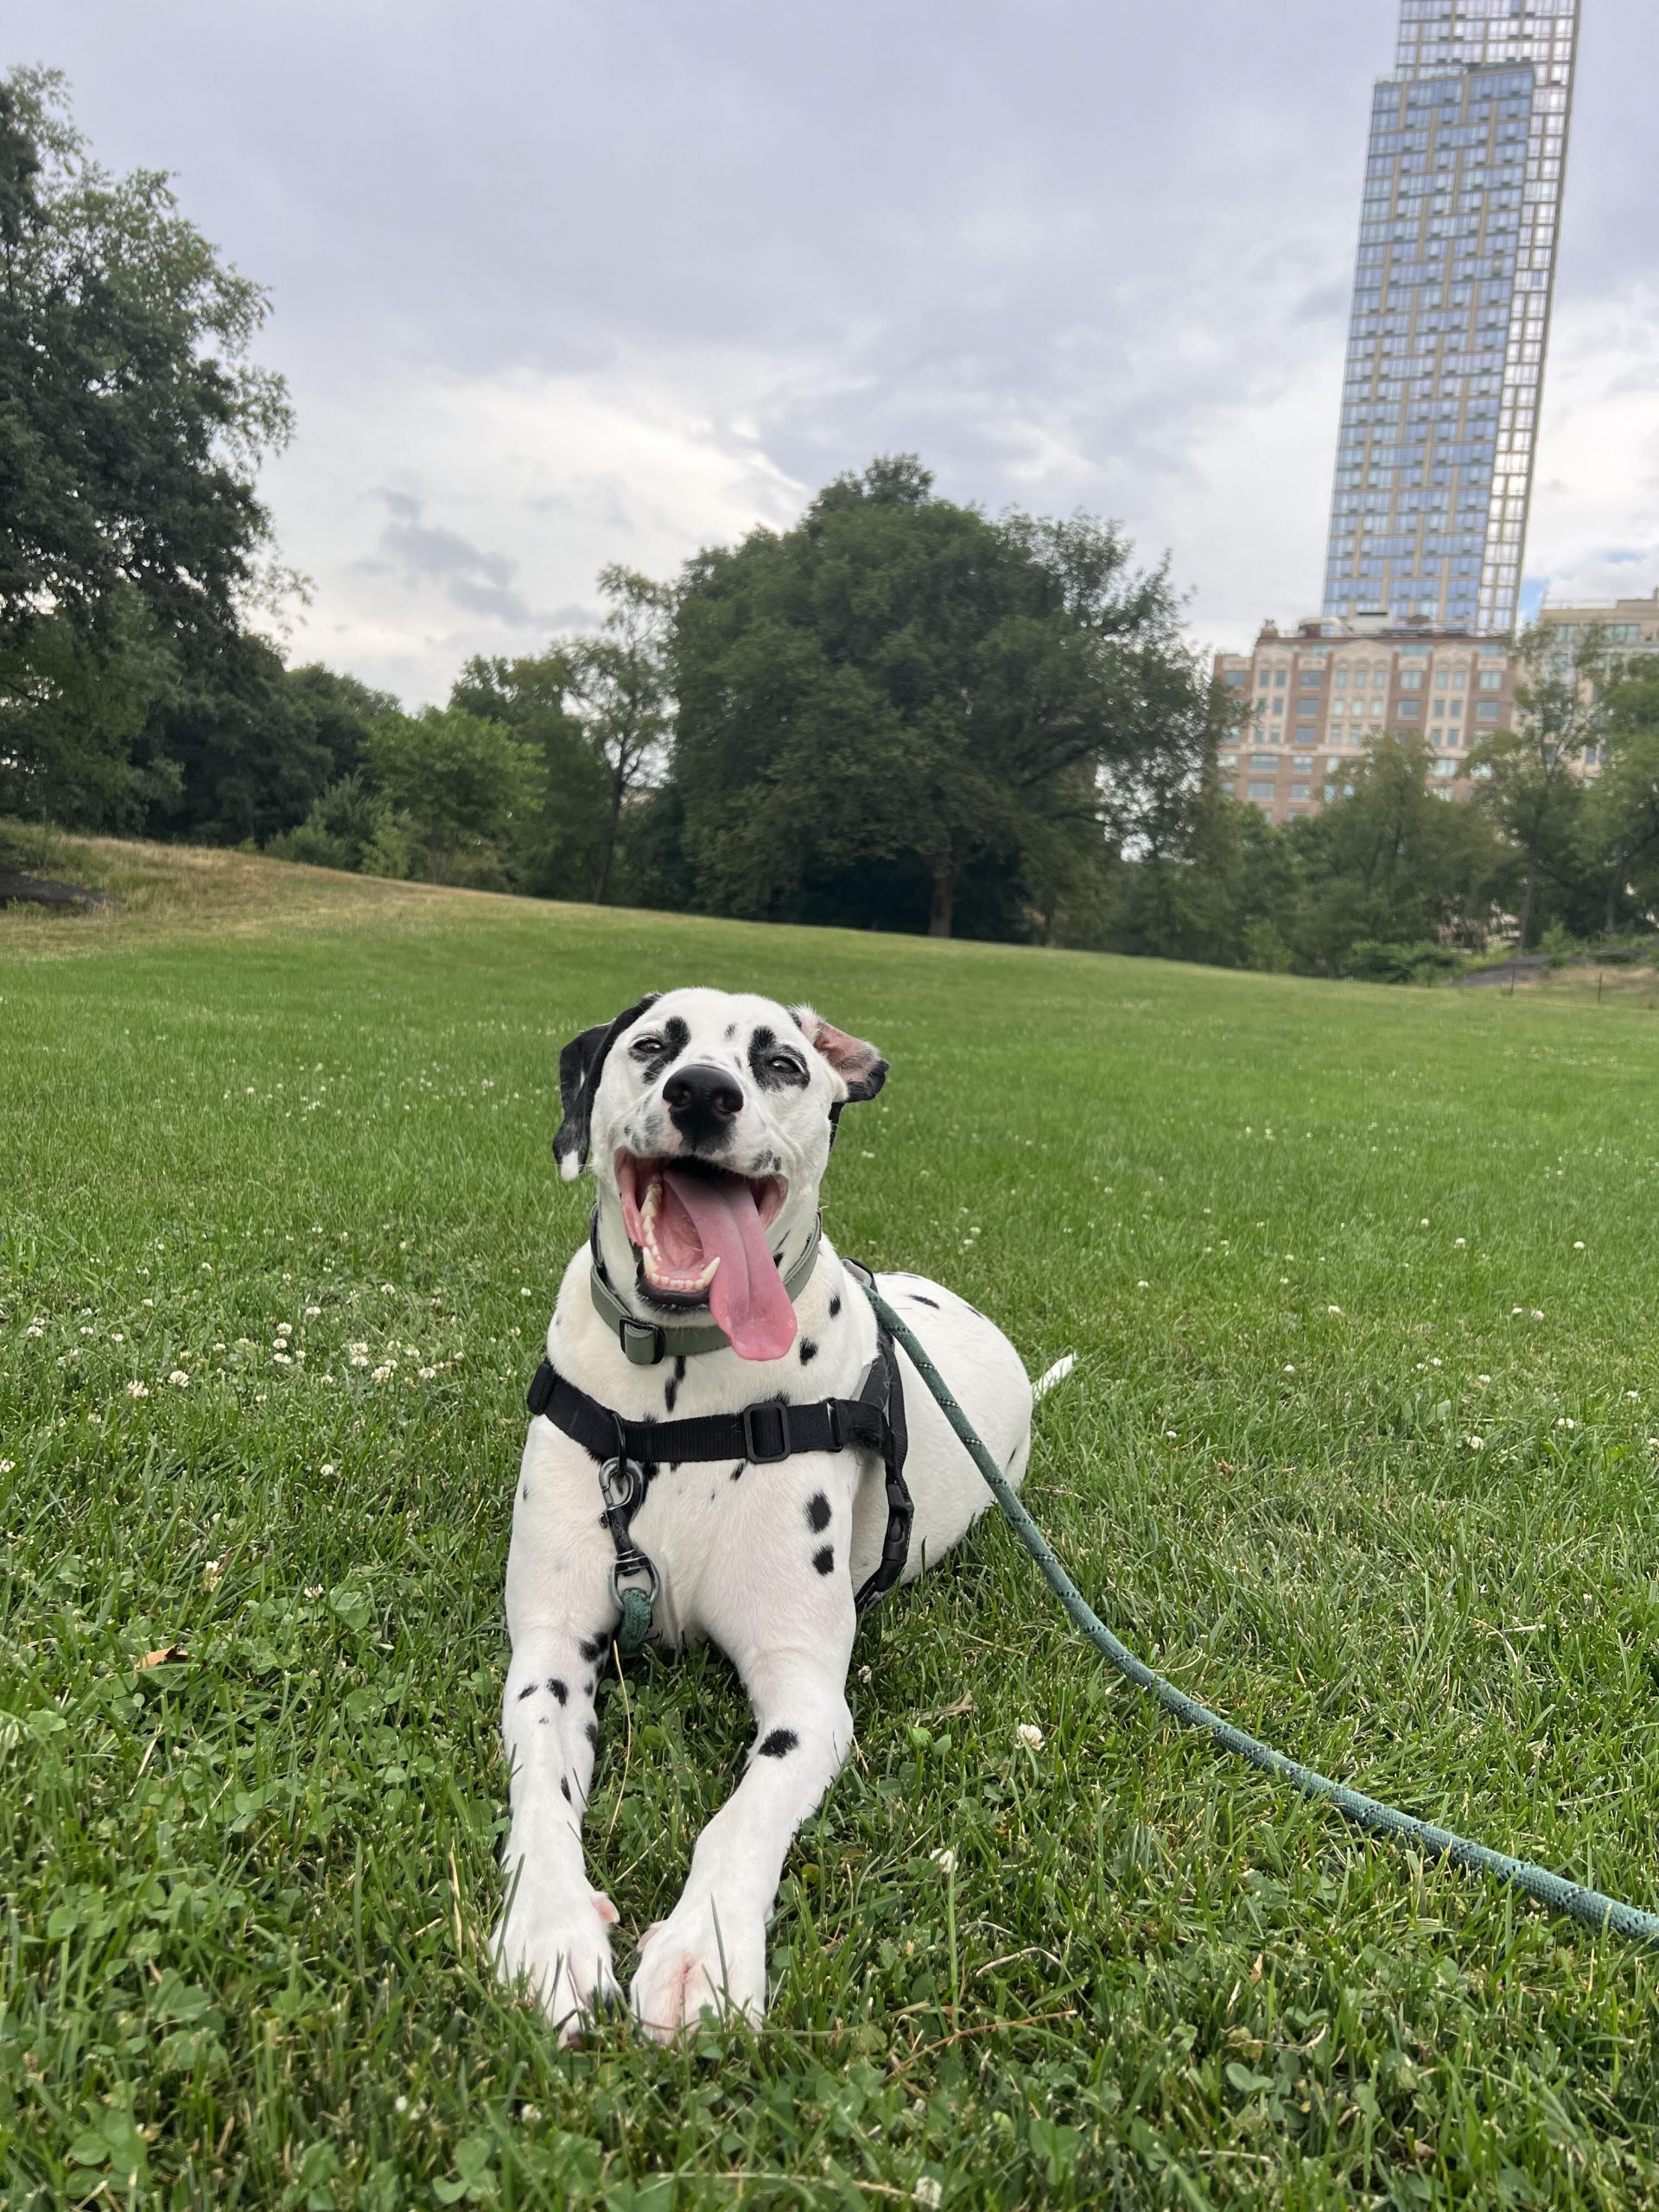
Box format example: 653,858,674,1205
449,647,610,899
1582,665,1659,935
0,68,295,821
561,569,676,904
1287,732,1507,971
360,708,538,887
1470,623,1605,950
669,456,1222,938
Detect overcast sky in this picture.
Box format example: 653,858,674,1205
16,1,1659,702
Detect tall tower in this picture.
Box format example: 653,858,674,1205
1322,0,1578,637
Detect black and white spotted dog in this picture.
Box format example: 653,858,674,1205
494,987,1045,2043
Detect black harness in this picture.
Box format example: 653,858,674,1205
525,1304,912,1643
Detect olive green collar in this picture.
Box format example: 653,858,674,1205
587,1210,823,1367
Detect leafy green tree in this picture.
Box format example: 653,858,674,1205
1470,623,1605,950
1582,665,1659,935
0,68,295,821
360,708,537,887
670,456,1220,938
448,648,609,899
1288,732,1506,972
563,569,676,904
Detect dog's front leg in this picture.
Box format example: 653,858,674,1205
630,1605,855,2043
494,1578,620,2042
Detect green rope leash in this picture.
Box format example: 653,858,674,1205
863,1281,1659,1948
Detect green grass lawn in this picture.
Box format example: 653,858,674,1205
3,849,1658,2209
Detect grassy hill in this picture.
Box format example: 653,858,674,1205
3,836,1657,2206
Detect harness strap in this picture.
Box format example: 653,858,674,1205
525,1314,912,1633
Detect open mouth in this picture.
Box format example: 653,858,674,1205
615,1152,795,1362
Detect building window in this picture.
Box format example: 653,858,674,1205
1224,669,1246,688
1247,782,1276,801
1292,755,1313,772
1289,783,1310,800
1478,670,1503,690
1398,699,1421,715
1300,671,1323,690
1400,670,1423,689
1257,671,1271,689
1272,698,1285,715
1250,754,1279,772
1217,753,1237,770
1274,669,1288,687
1476,701,1499,721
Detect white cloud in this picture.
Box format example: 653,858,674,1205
1525,285,1659,609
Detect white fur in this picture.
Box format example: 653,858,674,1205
494,988,1035,2043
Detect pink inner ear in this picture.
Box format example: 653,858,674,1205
800,1011,880,1079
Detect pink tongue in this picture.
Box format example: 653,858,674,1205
662,1168,797,1362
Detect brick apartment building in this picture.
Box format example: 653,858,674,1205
1212,613,1517,825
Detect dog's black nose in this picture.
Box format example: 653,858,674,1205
664,1063,743,1147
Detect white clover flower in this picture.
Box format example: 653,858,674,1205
1476,1374,1491,1385
167,1370,189,1388
519,1287,533,1298
0,1459,13,1474
1627,1390,1640,1402
1283,1363,1296,1375
348,1341,368,1357
125,1381,149,1399
321,1463,336,1477
393,2095,409,2116
929,1847,957,1876
372,1364,393,1383
111,1332,124,1344
1512,1306,1523,1316
519,2103,542,2126
417,1365,436,1380
305,1305,321,1318
915,2179,944,2210
1420,1218,1430,1229
276,1322,293,1338
1326,1305,1343,1315
272,1352,292,1366
1016,1723,1045,1750
1465,1436,1484,1451
1164,1429,1179,1442
1573,1241,1585,1251
1453,1238,1465,1250
1531,1309,1545,1322
1555,1417,1575,1430
24,1323,44,1338
1136,1280,1150,1290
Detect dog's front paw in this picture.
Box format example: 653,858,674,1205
495,1879,621,2044
628,1896,766,2044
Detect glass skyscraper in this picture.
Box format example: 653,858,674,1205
1322,0,1578,637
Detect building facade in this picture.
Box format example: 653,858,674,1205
1213,617,1517,826
1322,0,1578,637
1535,588,1659,665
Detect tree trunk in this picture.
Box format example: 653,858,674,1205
927,859,957,938
1517,848,1539,951
591,779,624,905
1605,839,1626,938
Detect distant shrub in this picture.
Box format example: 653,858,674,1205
1345,939,1462,985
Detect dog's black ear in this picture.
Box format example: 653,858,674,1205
553,993,660,1180
791,1005,888,1105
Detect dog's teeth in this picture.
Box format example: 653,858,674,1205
692,1257,719,1290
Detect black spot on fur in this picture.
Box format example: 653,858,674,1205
799,1338,818,1365
664,1376,677,1413
907,1294,939,1311
806,1491,830,1533
812,1544,835,1576
548,1678,568,1706
828,1294,842,1319
724,1023,736,1040
674,1356,687,1382
759,1727,798,1758
578,1633,608,1662
584,1677,595,1697
538,1715,550,1726
636,1015,690,1088
748,1025,807,1091
560,1776,571,1802
516,1681,537,1701
730,1461,745,1481
585,1719,598,1746
521,1484,530,1502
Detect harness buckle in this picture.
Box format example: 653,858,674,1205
597,1455,643,1519
741,1402,792,1463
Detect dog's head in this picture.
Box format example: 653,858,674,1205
553,986,886,1360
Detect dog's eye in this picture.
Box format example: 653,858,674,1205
630,1036,664,1059
768,1055,805,1082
